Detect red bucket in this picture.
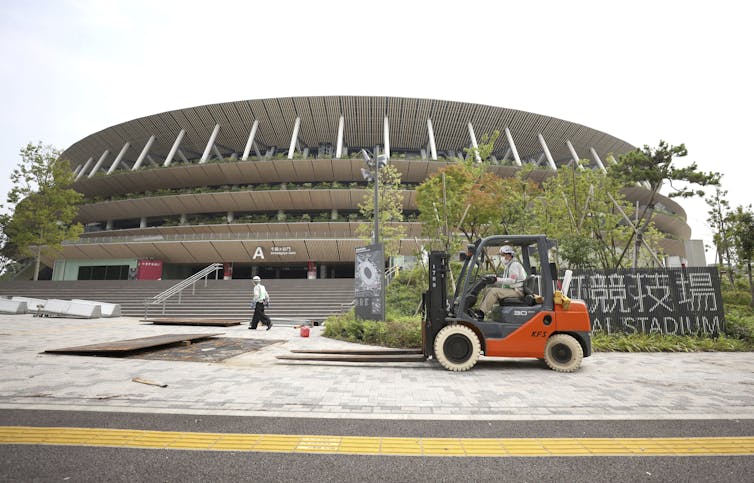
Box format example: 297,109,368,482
300,325,310,337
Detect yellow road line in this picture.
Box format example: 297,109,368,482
1,426,752,457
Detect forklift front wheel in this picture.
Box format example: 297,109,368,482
543,334,583,372
434,325,481,372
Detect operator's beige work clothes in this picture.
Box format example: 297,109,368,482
478,259,527,315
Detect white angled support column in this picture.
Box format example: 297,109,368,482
88,150,110,178
200,124,220,164
75,157,93,181
212,145,224,161
501,147,512,163
335,115,344,159
566,140,584,170
467,122,481,162
241,120,258,161
287,117,300,159
107,142,130,174
73,164,82,176
504,127,522,167
132,135,155,171
163,130,186,167
383,115,390,159
589,147,607,173
538,133,558,170
427,119,437,161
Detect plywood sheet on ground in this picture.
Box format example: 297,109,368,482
45,333,222,354
125,337,285,362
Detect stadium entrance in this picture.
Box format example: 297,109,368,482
162,263,355,280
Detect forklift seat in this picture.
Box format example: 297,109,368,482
498,275,539,307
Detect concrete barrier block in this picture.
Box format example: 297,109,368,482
42,299,101,319
0,299,27,314
11,297,47,312
71,299,121,317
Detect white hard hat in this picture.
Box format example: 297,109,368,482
252,275,261,282
499,245,515,255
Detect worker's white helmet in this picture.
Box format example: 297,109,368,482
252,275,261,282
499,245,515,256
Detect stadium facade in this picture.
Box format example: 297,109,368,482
55,96,694,281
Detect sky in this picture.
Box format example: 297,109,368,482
1,0,751,264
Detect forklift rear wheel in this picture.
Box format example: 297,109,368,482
434,325,481,372
544,334,583,372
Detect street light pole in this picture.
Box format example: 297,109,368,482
373,157,379,245
358,150,390,323
361,150,389,246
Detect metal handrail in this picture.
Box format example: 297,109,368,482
144,263,223,318
385,265,400,284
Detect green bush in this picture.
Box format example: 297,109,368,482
723,290,752,307
725,305,754,344
323,310,421,348
321,266,425,347
592,332,750,352
385,266,425,318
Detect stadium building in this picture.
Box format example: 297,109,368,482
54,96,695,281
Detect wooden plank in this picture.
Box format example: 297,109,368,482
148,319,242,327
276,353,427,363
45,333,222,354
291,349,422,355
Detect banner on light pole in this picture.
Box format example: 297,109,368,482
354,243,385,321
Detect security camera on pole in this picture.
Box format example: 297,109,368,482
355,149,389,321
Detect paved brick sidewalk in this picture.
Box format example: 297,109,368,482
1,314,752,420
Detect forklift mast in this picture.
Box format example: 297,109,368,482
423,251,449,358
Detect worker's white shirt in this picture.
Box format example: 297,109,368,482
253,284,268,304
497,260,526,289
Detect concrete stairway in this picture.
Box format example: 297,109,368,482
0,279,356,321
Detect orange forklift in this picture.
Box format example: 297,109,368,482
278,235,592,372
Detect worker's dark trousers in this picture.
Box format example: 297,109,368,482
251,302,270,329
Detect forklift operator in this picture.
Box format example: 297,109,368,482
476,245,527,319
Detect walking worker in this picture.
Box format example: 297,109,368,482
249,275,272,330
476,245,527,319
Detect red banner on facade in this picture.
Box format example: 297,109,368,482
137,260,163,280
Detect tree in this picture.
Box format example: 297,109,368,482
607,141,720,267
356,163,406,257
0,143,83,280
497,165,541,236
532,161,645,269
706,187,735,287
0,230,23,279
416,161,505,251
728,205,754,308
415,132,505,253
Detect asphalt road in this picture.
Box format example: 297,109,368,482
2,410,752,482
